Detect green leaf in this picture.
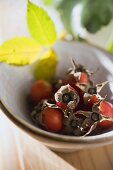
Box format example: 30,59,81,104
27,1,57,46
57,0,81,35
81,0,113,33
0,37,41,65
34,49,58,81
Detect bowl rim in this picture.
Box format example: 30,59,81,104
1,40,113,144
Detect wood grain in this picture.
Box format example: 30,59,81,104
0,109,113,170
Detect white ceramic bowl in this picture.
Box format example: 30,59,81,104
1,41,113,152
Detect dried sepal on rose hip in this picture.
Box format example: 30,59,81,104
80,111,102,136
64,110,102,136
84,81,111,109
55,84,80,110
53,78,84,108
31,99,64,133
30,99,56,125
64,111,87,135
30,100,47,125
67,59,94,90
92,100,113,129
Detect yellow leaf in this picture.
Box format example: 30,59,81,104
27,1,57,46
0,37,41,65
34,49,58,81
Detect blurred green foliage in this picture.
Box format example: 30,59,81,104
57,0,80,34
81,0,113,33
43,0,113,34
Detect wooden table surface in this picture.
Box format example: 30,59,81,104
0,109,113,170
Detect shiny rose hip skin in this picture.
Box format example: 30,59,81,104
31,80,53,103
42,107,64,132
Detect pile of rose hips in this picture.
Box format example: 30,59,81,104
30,59,113,136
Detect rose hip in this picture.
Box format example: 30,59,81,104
84,81,110,109
67,59,93,87
98,101,113,128
42,107,64,132
55,84,80,110
31,80,53,103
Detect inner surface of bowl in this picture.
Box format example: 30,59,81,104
1,41,113,141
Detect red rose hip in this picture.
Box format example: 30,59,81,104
98,101,113,128
31,80,52,103
42,107,64,132
67,59,92,87
79,72,89,84
55,84,80,110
